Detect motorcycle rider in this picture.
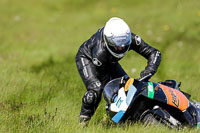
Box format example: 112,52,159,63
75,17,161,125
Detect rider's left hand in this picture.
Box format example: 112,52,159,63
140,70,153,81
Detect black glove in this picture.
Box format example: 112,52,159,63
140,70,153,81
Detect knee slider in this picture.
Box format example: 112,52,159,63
83,90,98,105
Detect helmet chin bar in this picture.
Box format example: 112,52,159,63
105,40,130,58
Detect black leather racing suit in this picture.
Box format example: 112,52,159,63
75,27,161,118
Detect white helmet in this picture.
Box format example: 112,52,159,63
103,17,132,58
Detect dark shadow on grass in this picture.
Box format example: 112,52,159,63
4,54,80,110
30,54,77,81
30,56,55,73
28,54,79,102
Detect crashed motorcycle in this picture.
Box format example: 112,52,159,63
103,75,200,129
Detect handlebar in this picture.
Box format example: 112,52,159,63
138,73,152,82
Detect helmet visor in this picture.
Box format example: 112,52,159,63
105,35,131,47
104,36,131,57
107,45,130,55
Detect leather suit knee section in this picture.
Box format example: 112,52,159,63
83,81,103,104
83,90,98,106
80,81,103,117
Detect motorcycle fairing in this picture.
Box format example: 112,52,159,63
147,82,154,99
112,110,126,123
153,86,168,103
110,87,128,113
110,83,137,123
159,84,189,111
125,78,134,91
139,82,168,103
139,82,189,111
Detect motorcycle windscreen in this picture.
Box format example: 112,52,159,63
103,78,121,104
159,84,189,111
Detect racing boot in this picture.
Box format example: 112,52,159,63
79,115,91,127
79,90,98,127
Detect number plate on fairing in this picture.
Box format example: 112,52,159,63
111,83,137,123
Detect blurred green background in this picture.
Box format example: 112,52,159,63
0,0,200,132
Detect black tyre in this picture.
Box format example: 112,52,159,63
142,113,159,125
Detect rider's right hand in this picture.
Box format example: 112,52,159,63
120,75,129,87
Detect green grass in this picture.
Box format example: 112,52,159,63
0,0,200,132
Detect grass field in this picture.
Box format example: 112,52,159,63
0,0,200,132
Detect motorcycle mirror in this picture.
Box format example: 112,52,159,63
178,82,181,88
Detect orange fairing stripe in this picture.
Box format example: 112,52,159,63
125,78,134,92
159,84,189,111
